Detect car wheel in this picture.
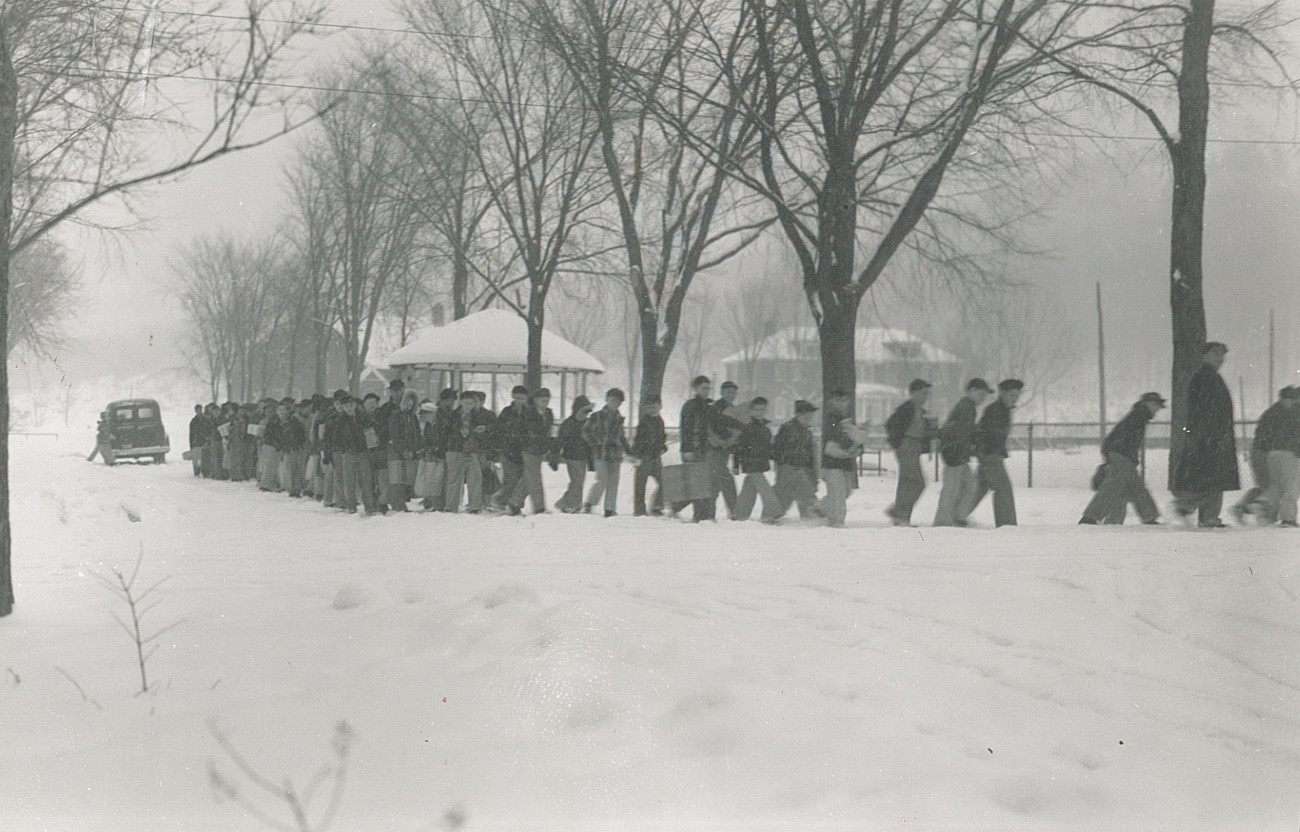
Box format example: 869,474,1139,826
154,454,166,464
104,451,116,466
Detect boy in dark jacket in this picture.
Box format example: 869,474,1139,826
934,378,992,526
336,395,379,515
507,388,555,515
732,397,780,522
583,388,630,516
444,390,495,512
188,405,206,476
494,385,532,510
678,375,715,520
1080,392,1165,525
771,400,825,521
884,379,939,526
277,399,309,497
387,390,423,511
961,378,1022,527
631,395,667,516
554,396,594,513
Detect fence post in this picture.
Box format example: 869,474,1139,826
1027,422,1034,488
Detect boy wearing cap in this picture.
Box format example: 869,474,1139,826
679,375,715,520
934,379,992,526
885,379,939,526
494,385,532,511
277,399,309,498
732,397,780,522
706,381,744,516
1172,342,1239,527
385,390,422,511
1253,386,1300,526
335,396,379,515
554,395,595,513
631,395,667,516
444,390,494,512
1080,393,1165,525
961,379,1022,527
771,400,826,521
507,388,554,515
583,389,631,516
821,389,863,527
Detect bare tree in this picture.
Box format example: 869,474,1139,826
1020,0,1295,486
527,0,769,402
0,0,327,617
706,0,1090,429
716,254,808,390
6,238,76,359
408,0,605,390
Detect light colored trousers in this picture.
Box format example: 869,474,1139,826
1264,450,1300,524
774,464,823,519
821,468,852,526
585,458,621,513
509,453,547,512
444,451,485,512
934,462,976,526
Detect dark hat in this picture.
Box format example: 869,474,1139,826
908,379,932,393
511,384,530,396
389,378,405,388
280,396,295,406
362,392,380,403
828,388,852,399
794,400,818,414
439,388,457,401
691,375,711,388
332,389,349,401
311,393,327,403
572,395,594,413
605,388,625,402
998,379,1025,391
1203,341,1228,354
720,380,738,391
338,393,355,404
532,387,551,399
1281,386,1300,400
459,389,477,400
966,378,992,392
1138,392,1167,408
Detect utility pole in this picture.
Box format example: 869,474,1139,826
1096,282,1107,443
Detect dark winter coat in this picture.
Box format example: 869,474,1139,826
520,405,555,457
772,419,815,469
387,409,424,460
1102,404,1153,464
974,399,1013,459
495,402,529,462
939,398,978,467
885,400,936,451
679,397,712,457
631,414,667,459
334,411,369,455
374,399,400,447
707,399,745,450
260,415,281,447
279,416,308,454
583,407,629,461
735,418,773,474
189,414,207,448
1173,364,1240,492
429,405,457,458
447,407,495,454
1251,402,1300,456
555,414,592,462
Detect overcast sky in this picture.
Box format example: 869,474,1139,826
20,0,1300,415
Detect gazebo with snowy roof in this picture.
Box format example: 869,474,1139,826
382,308,605,415
719,325,960,423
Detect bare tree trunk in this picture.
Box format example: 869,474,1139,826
1167,0,1213,489
0,27,16,616
314,327,330,395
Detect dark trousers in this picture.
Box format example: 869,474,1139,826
1081,454,1158,524
339,452,377,514
707,448,737,516
556,459,587,512
498,457,524,507
508,453,547,512
1173,490,1225,526
964,455,1017,527
634,456,663,515
891,450,927,522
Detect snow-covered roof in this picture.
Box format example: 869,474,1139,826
382,308,605,374
719,326,957,367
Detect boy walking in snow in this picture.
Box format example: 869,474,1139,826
583,389,631,517
821,389,863,528
771,400,826,521
1079,392,1165,525
732,397,780,522
934,378,992,526
885,379,938,526
961,378,1022,527
631,394,667,516
553,395,595,513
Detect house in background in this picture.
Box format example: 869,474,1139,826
719,326,960,425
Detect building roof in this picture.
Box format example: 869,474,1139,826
719,326,957,367
382,308,605,374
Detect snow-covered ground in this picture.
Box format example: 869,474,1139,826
3,432,1298,832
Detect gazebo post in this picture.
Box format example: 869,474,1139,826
560,371,568,418
490,373,498,411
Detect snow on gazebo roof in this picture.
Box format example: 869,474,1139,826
719,326,957,367
382,308,605,374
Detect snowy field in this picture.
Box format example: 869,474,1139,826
2,430,1299,832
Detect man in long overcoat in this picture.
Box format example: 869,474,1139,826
1172,341,1240,527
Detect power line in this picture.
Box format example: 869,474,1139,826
39,64,1300,147
102,2,1300,94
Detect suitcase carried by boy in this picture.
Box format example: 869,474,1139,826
661,461,712,504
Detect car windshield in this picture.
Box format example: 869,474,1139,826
137,407,155,418
115,409,135,420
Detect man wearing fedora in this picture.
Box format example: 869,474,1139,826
1079,392,1166,525
1171,341,1239,527
961,378,1022,527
